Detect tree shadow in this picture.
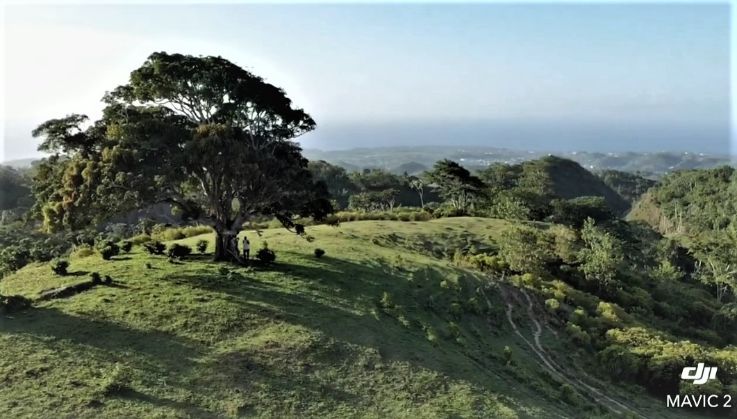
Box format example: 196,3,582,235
67,270,90,277
110,388,214,417
1,306,203,373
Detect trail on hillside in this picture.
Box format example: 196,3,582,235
481,283,647,418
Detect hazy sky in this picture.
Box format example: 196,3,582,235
1,2,732,161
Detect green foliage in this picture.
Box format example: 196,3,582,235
50,259,69,276
479,156,630,221
0,165,32,210
548,196,614,228
497,226,554,275
143,241,166,255
0,294,32,314
564,322,591,346
379,291,394,310
195,239,208,254
503,345,513,365
544,298,560,313
578,218,624,291
425,160,484,212
167,243,192,260
90,271,102,284
255,241,276,264
597,169,656,203
120,241,133,253
30,52,332,262
97,241,120,261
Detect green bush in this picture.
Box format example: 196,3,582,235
143,241,166,255
256,242,276,263
97,241,120,260
503,345,513,365
90,272,102,284
50,259,69,275
167,243,192,260
379,291,394,310
565,322,591,346
545,298,560,313
120,241,133,253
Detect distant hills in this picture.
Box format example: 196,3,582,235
304,146,732,177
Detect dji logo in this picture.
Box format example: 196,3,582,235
681,363,717,385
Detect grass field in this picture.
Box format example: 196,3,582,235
0,218,695,418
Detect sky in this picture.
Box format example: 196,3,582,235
1,2,732,161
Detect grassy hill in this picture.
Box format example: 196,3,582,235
0,218,701,418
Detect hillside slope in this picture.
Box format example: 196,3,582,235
521,157,630,214
1,219,694,418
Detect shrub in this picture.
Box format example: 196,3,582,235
503,345,513,365
0,294,32,314
256,242,276,263
0,245,31,274
314,248,326,258
120,241,133,253
425,326,439,346
545,298,560,313
379,291,394,309
565,322,591,346
449,301,463,319
447,321,462,339
143,241,166,255
97,241,120,260
196,240,208,254
167,243,192,260
90,272,102,284
51,259,69,276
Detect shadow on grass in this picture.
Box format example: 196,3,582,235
0,307,203,372
165,252,508,387
112,388,214,417
67,271,90,277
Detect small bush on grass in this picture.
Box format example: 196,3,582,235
120,241,133,253
379,291,394,310
314,248,326,258
143,241,166,255
97,241,120,261
167,243,192,260
0,294,32,314
51,259,69,276
503,345,513,365
256,242,276,264
196,240,208,254
90,272,102,284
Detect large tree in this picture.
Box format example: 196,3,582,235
31,52,331,262
425,160,484,212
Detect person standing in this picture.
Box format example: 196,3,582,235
242,236,250,260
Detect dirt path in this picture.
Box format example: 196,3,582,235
482,283,647,418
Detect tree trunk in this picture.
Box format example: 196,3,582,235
214,227,242,263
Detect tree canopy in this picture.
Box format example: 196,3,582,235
31,52,331,261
